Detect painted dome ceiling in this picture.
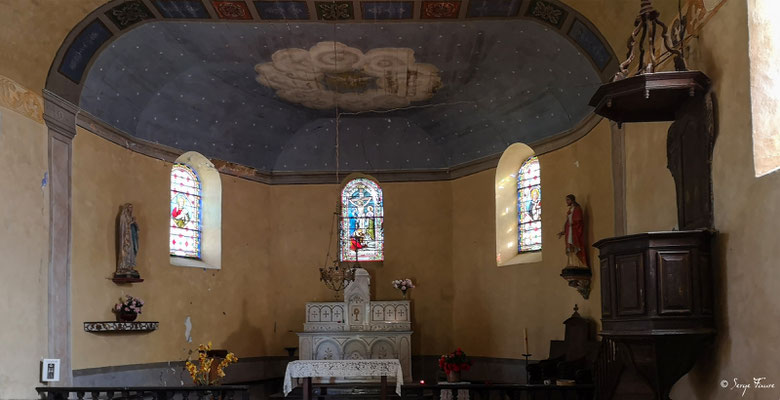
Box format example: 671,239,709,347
62,0,615,175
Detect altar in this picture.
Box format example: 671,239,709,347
297,268,413,381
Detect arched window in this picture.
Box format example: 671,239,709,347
517,156,542,252
340,177,384,262
170,164,202,258
495,143,541,266
170,151,222,269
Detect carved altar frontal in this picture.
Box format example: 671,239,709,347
297,268,413,381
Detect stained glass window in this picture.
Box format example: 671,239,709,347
340,178,384,262
170,163,202,258
517,156,541,253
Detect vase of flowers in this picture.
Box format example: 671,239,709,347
392,279,415,299
113,295,144,322
439,348,471,383
185,342,239,386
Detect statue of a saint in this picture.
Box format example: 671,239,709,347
116,203,141,279
557,194,589,268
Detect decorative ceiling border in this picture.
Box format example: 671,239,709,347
46,0,618,104
0,75,44,123
72,98,602,184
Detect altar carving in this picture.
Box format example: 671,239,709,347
297,268,412,381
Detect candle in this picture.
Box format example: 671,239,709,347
524,328,529,354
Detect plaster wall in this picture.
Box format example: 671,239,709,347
72,127,273,369
676,0,780,396
619,0,780,397
70,116,609,370
624,121,677,233
0,105,49,398
450,119,614,359
70,129,454,370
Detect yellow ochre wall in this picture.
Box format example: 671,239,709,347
70,129,456,369
0,84,49,399
451,119,614,358
5,1,776,398
70,114,614,369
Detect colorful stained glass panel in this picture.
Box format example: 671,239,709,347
340,178,384,262
170,164,202,258
518,156,542,252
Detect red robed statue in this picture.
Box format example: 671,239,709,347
557,194,589,268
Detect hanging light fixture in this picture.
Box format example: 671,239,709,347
319,258,358,293
319,204,359,294
317,79,359,294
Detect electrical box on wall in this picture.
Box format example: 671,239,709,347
41,359,60,382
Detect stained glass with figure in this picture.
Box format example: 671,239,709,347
170,163,202,258
340,178,384,262
518,156,541,252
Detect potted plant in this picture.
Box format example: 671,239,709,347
113,295,144,322
439,348,472,383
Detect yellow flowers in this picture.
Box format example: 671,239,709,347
185,342,239,386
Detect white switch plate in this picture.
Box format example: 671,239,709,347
41,359,60,382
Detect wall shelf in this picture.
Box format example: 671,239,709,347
84,321,158,333
111,276,144,284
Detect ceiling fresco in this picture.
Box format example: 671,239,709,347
255,41,442,111
61,0,615,175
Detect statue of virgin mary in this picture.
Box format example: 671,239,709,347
116,203,141,279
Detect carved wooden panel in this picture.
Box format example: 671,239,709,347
601,258,612,317
700,254,713,315
615,254,645,316
657,251,693,315
667,92,716,230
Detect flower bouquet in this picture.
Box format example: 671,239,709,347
113,295,144,322
185,341,239,386
392,278,415,298
439,348,471,382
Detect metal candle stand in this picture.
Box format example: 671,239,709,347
522,353,532,384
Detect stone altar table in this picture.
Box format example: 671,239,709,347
296,268,413,381
283,359,404,399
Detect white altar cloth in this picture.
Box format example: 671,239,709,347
283,359,404,396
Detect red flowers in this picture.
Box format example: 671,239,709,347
439,348,472,374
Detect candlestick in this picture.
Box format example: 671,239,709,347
523,328,529,354
522,353,532,384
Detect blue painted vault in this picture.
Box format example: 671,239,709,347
80,20,603,173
